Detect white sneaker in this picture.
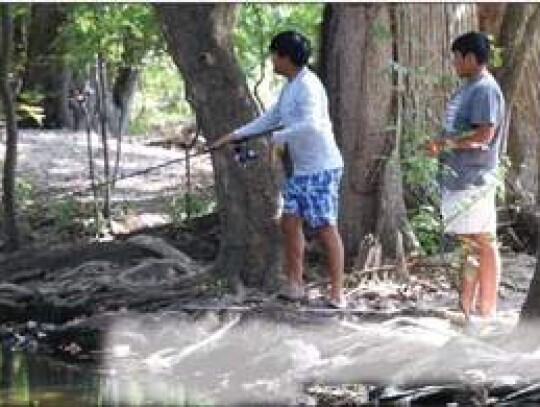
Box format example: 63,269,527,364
465,314,498,335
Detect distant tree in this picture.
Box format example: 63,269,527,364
59,3,163,135
20,3,70,129
0,4,20,251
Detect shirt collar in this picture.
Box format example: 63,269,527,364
289,66,308,83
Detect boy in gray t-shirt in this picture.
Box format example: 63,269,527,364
426,32,506,324
439,69,505,191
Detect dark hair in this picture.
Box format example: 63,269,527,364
269,30,311,67
451,31,491,64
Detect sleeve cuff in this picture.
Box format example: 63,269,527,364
231,130,246,140
271,130,289,143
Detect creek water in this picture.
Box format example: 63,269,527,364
0,351,102,406
0,350,200,406
1,310,539,406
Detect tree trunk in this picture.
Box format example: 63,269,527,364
491,4,540,326
476,5,540,259
472,3,540,327
519,7,540,322
477,3,506,34
392,2,476,253
155,4,281,290
21,3,69,129
497,4,540,106
321,4,395,262
0,4,20,251
97,54,111,224
493,5,540,207
110,66,139,136
496,4,540,172
521,244,540,321
321,4,477,263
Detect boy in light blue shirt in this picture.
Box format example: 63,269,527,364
211,31,345,308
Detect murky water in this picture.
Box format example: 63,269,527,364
0,350,200,407
0,351,102,406
1,311,540,406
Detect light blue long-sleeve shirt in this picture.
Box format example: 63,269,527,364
232,67,343,175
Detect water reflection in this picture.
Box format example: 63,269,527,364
0,350,208,407
0,349,103,406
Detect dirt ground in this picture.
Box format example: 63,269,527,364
0,128,214,236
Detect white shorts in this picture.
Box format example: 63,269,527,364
441,182,497,236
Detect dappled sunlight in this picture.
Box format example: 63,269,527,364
9,130,214,227
14,129,212,177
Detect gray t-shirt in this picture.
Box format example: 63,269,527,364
438,71,506,191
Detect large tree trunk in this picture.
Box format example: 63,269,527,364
473,3,540,329
391,3,476,254
496,5,540,189
521,246,540,321
21,3,70,129
155,4,281,290
488,4,540,327
0,4,20,251
321,4,397,262
321,4,476,263
519,8,540,323
477,5,540,259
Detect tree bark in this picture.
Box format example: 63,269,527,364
154,4,281,290
521,247,540,321
321,4,423,263
320,4,477,263
321,4,393,261
491,4,540,326
0,4,20,251
471,3,540,327
494,4,540,203
477,3,506,34
497,4,540,109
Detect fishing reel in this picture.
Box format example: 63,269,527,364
232,141,258,167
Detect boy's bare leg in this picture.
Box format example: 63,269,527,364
317,224,344,301
461,233,499,318
281,214,305,286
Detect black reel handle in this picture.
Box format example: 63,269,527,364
233,141,258,166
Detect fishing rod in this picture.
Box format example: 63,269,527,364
52,126,284,201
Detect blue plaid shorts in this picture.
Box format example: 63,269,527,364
282,168,343,228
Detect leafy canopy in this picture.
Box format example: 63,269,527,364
234,4,324,81
57,4,163,70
